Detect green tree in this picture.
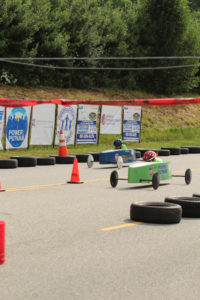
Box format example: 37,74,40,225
134,0,200,94
59,0,136,89
0,0,39,84
189,0,200,10
25,0,70,87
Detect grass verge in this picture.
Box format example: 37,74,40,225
0,127,200,158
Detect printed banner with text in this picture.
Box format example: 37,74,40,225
76,105,98,144
0,107,5,150
123,106,142,141
55,105,77,145
6,107,31,149
100,105,122,134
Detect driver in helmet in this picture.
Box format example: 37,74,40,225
143,150,163,163
113,139,127,150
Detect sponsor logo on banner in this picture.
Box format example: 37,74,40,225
6,107,28,147
89,112,96,121
58,106,75,143
101,114,106,125
133,113,140,121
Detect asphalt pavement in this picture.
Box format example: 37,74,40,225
0,154,200,300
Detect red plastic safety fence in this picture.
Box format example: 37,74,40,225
1,97,200,107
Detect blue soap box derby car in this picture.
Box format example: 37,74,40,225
87,149,136,169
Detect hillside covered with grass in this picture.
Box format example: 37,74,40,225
0,85,200,158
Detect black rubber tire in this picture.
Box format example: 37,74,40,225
185,168,192,185
180,148,189,154
165,196,200,217
37,157,56,165
73,154,89,163
0,159,18,169
10,156,37,167
150,149,159,154
181,146,200,154
170,148,181,155
51,155,75,164
136,149,154,157
130,201,182,224
152,172,160,190
157,149,170,156
110,170,118,188
136,151,141,159
161,147,181,155
88,152,100,162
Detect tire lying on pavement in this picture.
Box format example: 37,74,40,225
136,149,153,157
136,151,141,159
130,201,182,224
0,159,18,168
72,154,89,163
180,148,189,154
165,196,200,217
161,147,181,155
51,155,75,164
37,157,56,165
181,146,200,153
157,149,170,156
88,152,100,162
10,156,37,167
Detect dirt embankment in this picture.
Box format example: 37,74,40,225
1,85,200,129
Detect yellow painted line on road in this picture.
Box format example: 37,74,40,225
6,182,67,192
2,167,200,193
3,178,109,192
100,222,143,231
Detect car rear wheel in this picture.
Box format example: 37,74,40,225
185,168,192,185
152,172,160,190
110,170,118,188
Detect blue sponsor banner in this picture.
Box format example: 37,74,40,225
6,107,31,149
76,105,98,144
123,106,142,142
0,107,5,149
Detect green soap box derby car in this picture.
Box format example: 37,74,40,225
110,160,191,190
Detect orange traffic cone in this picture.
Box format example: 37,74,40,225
58,130,68,156
68,158,83,184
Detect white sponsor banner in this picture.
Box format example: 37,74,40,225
0,107,5,150
30,104,56,145
76,105,98,144
123,106,142,141
100,105,122,134
55,105,77,145
6,107,31,149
